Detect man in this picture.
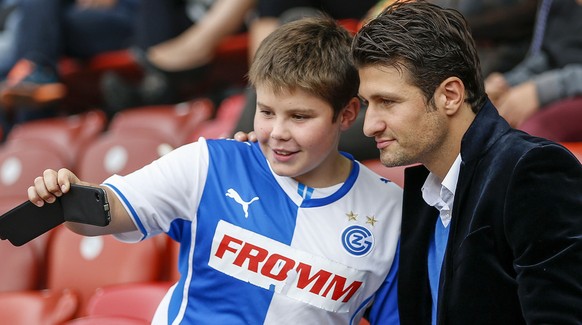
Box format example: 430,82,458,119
352,1,582,324
0,0,137,132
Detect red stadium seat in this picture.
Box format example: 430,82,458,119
561,142,582,163
58,50,143,111
339,18,360,34
0,289,78,325
188,119,237,140
6,110,107,169
85,282,172,322
108,98,214,146
0,239,41,292
0,141,69,210
0,222,54,291
188,93,246,141
361,159,416,189
65,315,149,325
59,32,249,111
359,318,371,325
0,194,26,222
215,92,245,122
76,131,175,183
45,225,167,317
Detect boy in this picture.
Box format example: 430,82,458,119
28,17,402,324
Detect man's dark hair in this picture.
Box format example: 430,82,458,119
352,1,486,113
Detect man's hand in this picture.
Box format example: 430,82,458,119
233,131,257,142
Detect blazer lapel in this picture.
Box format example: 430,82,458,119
399,165,438,324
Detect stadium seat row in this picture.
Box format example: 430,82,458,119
0,224,178,323
0,93,247,323
0,92,246,212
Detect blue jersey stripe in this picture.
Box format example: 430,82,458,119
170,140,300,322
103,183,147,238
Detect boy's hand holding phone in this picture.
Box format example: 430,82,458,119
0,169,111,246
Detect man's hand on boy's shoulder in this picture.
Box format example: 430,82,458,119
233,131,257,142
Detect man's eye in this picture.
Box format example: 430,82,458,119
381,99,394,106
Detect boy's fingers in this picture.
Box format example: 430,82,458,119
27,186,45,207
56,168,77,193
41,169,63,196
32,175,58,204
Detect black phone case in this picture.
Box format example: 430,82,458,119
62,184,111,227
0,200,64,246
0,184,111,246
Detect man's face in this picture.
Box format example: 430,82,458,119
253,86,343,187
358,65,449,168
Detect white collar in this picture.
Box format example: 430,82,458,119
421,154,462,227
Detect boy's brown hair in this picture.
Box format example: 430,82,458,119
248,16,359,120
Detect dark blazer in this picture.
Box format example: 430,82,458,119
398,100,582,324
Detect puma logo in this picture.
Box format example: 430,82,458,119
225,188,259,218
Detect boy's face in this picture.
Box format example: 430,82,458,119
358,65,449,169
254,86,344,187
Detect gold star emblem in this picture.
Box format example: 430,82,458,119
366,215,378,226
346,211,358,221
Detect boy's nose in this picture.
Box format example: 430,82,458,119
270,119,291,140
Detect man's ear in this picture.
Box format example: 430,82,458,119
436,77,465,116
339,97,361,131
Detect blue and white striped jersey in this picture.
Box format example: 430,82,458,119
104,138,402,325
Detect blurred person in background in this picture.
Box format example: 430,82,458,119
0,0,18,138
485,0,582,141
246,0,377,65
0,0,19,79
0,0,137,134
362,0,537,76
429,0,537,76
101,0,257,112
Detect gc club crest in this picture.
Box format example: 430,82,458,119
341,225,374,257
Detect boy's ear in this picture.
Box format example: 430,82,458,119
436,77,465,116
339,97,361,131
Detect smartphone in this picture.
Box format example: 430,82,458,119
62,184,111,227
0,184,111,246
0,199,64,246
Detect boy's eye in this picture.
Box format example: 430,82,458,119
292,114,309,120
260,110,274,117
